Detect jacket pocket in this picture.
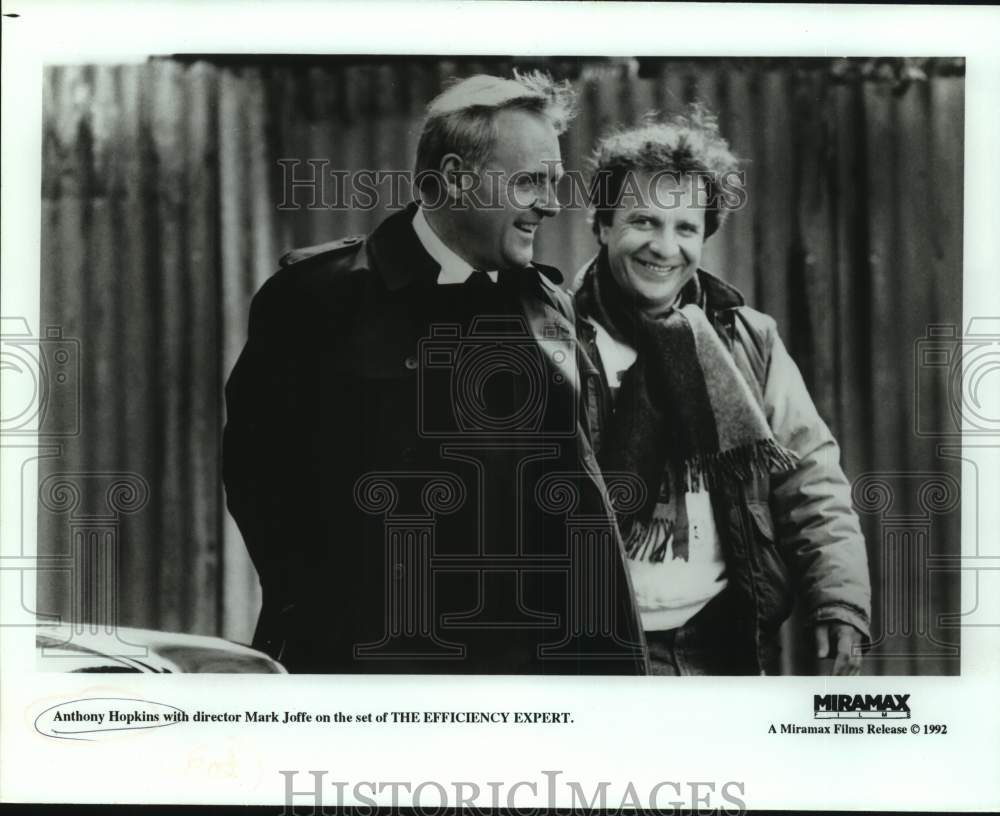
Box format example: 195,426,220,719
746,500,793,630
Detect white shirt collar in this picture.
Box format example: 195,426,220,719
412,206,498,285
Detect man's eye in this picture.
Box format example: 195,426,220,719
678,223,700,235
631,216,652,226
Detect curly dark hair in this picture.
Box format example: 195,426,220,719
589,104,742,239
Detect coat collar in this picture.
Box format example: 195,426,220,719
368,203,440,292
693,267,746,312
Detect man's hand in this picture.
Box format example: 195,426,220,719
814,622,864,675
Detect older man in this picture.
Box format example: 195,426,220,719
223,72,648,674
574,109,872,675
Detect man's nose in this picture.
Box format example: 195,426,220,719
648,227,678,258
533,181,561,218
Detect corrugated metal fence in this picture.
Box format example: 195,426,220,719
38,57,964,674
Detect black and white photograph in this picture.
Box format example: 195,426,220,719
2,2,999,812
29,53,964,677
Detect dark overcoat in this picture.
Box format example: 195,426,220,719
223,205,651,674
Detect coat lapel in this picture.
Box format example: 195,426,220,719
517,271,582,412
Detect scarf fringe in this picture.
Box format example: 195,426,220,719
623,518,674,563
683,438,799,493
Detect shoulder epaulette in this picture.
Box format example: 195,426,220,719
278,234,366,268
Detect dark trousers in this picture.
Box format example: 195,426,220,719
644,588,764,676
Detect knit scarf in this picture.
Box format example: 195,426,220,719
580,251,798,541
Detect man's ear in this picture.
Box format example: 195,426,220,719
597,218,611,246
439,153,476,202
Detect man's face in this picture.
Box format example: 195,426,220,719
459,109,563,272
599,172,706,315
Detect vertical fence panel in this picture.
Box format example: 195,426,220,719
301,66,336,244
925,77,965,668
928,75,964,328
38,66,63,620
792,67,838,426
553,67,591,285
218,66,262,643
334,65,368,240
115,64,159,626
752,67,794,338
896,80,934,475
85,65,122,482
718,63,756,301
692,63,728,277
861,75,899,671
149,59,189,632
39,65,87,622
831,75,871,478
184,61,222,634
78,63,121,631
897,78,961,675
631,70,656,121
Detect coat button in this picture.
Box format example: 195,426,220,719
404,356,418,371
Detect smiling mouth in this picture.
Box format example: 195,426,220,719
514,223,539,235
634,258,681,274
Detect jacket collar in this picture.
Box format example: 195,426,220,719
368,202,563,292
691,267,745,312
368,202,440,292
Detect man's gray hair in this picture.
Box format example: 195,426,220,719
414,70,576,192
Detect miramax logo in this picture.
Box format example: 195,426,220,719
814,694,911,720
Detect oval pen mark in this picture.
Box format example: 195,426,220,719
34,697,187,741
